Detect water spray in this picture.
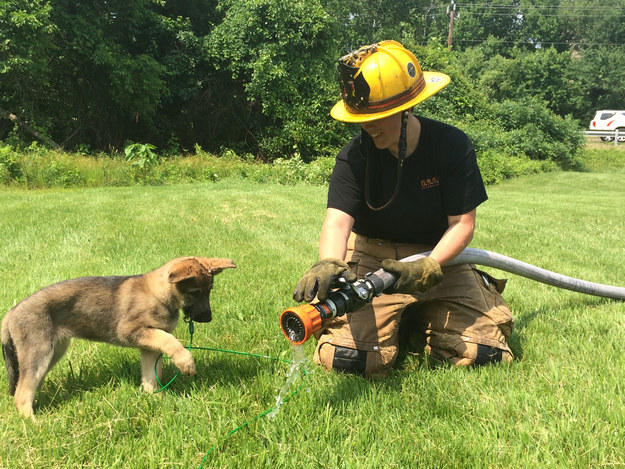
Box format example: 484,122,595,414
280,248,625,344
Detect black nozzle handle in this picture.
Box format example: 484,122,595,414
366,269,398,296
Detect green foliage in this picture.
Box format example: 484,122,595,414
0,144,21,182
0,0,225,151
572,46,625,120
462,119,562,184
124,143,158,169
476,148,556,185
0,0,56,141
579,143,625,173
1,0,622,166
493,98,584,169
409,40,493,122
205,0,343,160
458,45,584,117
18,150,87,188
125,142,159,183
0,146,337,188
459,98,585,176
47,0,172,147
5,139,620,190
407,41,586,173
266,155,335,185
450,0,625,123
322,0,427,48
453,0,525,48
0,0,55,84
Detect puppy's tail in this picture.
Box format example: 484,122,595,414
1,329,19,396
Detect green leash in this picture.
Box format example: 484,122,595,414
154,321,294,392
153,320,309,467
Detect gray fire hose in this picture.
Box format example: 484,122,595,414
403,247,625,300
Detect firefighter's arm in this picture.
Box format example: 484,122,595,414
429,209,476,266
319,208,355,260
293,208,356,303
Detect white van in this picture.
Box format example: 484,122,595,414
589,110,625,141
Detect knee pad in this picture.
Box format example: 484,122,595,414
314,338,397,378
426,333,513,367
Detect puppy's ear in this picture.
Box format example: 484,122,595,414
168,259,207,284
196,258,237,275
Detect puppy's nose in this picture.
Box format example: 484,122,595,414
195,306,212,323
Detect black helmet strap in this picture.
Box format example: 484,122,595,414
364,110,410,211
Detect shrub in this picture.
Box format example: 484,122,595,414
461,98,585,178
204,0,343,161
303,156,334,184
0,145,22,183
493,98,584,169
477,148,557,185
124,143,160,182
17,150,88,188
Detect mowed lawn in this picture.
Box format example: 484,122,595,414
1,168,624,468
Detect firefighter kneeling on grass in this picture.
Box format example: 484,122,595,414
293,40,514,377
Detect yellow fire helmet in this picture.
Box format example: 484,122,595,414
330,40,451,123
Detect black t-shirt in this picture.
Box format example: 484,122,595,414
327,116,488,245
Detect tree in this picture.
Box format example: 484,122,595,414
452,0,526,52
1,0,224,151
0,0,56,140
451,0,625,122
205,0,344,160
1,0,618,157
46,0,186,149
458,45,584,117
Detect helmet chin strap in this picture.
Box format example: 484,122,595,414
364,110,410,211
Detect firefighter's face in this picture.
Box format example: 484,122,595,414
360,112,403,156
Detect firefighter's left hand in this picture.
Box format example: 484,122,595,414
381,257,443,294
293,258,357,303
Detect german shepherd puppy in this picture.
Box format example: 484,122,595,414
1,256,236,418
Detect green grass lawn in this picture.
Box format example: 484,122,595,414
1,169,625,468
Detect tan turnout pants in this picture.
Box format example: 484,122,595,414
313,233,514,377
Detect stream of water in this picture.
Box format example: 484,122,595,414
267,343,312,419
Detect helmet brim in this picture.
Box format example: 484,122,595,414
330,71,451,123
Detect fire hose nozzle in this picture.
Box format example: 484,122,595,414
280,269,397,344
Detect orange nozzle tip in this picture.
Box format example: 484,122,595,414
280,303,323,344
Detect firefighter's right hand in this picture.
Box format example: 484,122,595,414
381,257,443,294
293,258,357,303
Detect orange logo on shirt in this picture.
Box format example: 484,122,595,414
420,177,440,189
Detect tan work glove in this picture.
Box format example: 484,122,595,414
293,258,357,303
381,257,443,294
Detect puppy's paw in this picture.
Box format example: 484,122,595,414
15,393,36,420
174,350,196,376
141,379,157,393
17,403,35,420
